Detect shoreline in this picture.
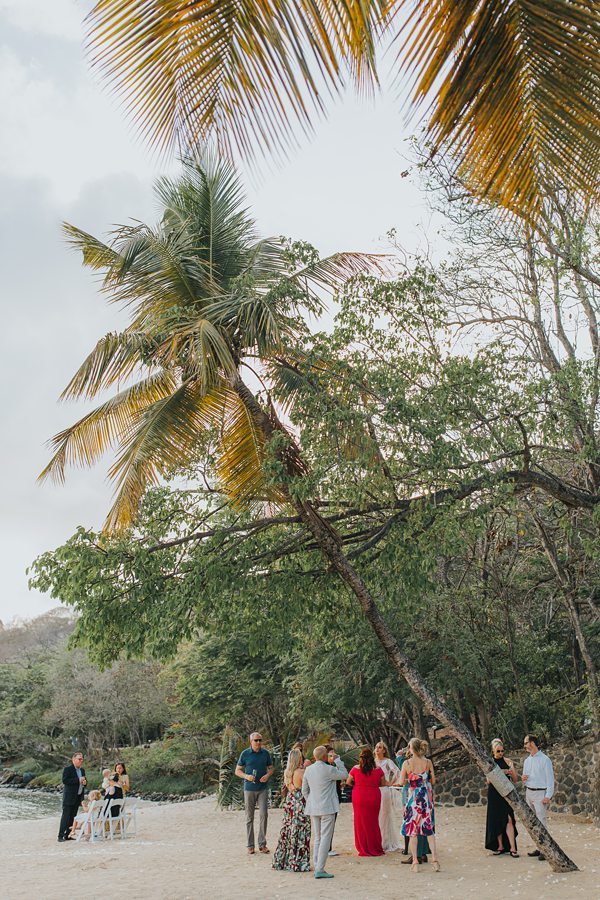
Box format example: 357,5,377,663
0,783,210,804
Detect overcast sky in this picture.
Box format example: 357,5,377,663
0,0,434,623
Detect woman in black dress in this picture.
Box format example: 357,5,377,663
103,773,124,818
485,738,518,856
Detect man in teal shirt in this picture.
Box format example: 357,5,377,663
236,732,274,854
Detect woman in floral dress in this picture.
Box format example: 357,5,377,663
399,738,440,872
272,749,311,872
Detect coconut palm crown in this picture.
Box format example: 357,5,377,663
40,150,380,531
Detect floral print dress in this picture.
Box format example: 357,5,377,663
272,787,311,872
401,770,435,837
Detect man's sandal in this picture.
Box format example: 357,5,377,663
248,848,255,854
259,846,270,854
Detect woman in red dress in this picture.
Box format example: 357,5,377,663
346,747,385,856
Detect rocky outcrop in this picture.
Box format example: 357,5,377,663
0,770,24,786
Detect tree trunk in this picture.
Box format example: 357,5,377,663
412,702,427,741
232,375,578,872
295,499,577,871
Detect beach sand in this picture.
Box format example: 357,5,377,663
1,797,598,900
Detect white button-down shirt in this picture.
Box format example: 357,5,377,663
523,750,554,799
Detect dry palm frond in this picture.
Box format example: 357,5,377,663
216,390,280,508
105,380,229,530
86,0,386,159
86,0,600,222
40,371,178,485
394,0,600,218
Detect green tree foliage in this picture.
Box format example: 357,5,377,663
31,159,600,759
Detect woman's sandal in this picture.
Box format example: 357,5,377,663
509,851,519,858
432,860,441,872
411,861,420,873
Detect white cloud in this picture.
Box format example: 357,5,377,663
0,43,164,202
0,0,84,41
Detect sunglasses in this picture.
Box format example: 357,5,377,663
252,738,262,742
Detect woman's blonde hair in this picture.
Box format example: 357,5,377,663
87,789,102,801
491,738,504,753
375,741,390,758
284,748,304,787
408,737,429,757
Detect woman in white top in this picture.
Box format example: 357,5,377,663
374,741,402,852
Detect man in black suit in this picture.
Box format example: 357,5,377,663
58,752,86,842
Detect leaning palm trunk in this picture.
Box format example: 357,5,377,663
233,377,578,873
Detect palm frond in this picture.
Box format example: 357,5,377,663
39,372,177,485
293,251,389,294
165,317,238,386
62,222,121,270
216,391,282,508
395,0,600,218
85,0,386,159
105,380,229,531
60,331,155,401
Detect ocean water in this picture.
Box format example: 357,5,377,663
0,788,61,820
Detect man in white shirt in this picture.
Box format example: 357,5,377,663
302,745,348,879
521,734,555,861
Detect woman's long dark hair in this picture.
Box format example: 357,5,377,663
115,761,127,774
358,747,375,774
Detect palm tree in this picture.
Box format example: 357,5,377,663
85,0,600,222
41,149,377,530
43,151,576,871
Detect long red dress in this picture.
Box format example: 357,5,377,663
350,765,385,856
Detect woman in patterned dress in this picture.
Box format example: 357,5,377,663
272,749,311,872
399,738,440,872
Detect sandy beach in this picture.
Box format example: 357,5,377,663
1,797,598,900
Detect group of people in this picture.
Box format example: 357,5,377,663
236,730,557,879
236,733,439,879
57,751,130,842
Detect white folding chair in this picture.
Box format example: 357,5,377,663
121,798,138,837
103,798,126,840
89,800,107,842
73,800,105,842
74,800,95,842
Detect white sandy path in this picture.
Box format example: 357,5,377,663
1,797,599,900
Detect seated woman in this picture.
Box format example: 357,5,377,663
103,773,124,818
114,761,130,794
